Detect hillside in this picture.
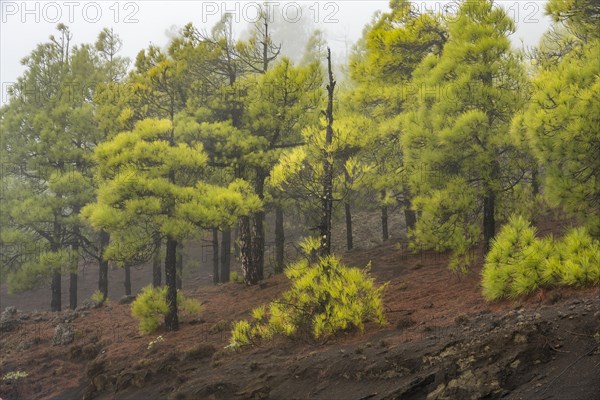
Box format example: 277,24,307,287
1,239,598,400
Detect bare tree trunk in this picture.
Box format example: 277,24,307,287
403,189,416,234
382,205,389,241
69,272,77,310
483,193,496,254
124,265,131,296
164,237,179,331
152,233,162,287
274,205,285,273
251,169,266,281
51,270,61,312
532,167,539,196
240,216,258,285
220,228,231,283
319,48,336,257
212,228,219,284
233,225,240,259
345,202,353,250
98,230,109,302
176,242,183,289
50,223,61,311
70,213,80,310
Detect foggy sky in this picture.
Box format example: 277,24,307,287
0,1,551,105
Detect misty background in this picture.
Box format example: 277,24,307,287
1,1,551,105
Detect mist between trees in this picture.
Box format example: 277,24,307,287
1,0,598,332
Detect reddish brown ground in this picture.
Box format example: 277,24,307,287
0,210,598,399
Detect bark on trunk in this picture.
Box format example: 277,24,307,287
50,237,61,312
274,205,285,273
212,228,219,284
69,272,77,310
250,169,266,281
152,233,162,287
483,193,496,254
176,242,183,289
164,237,179,331
403,189,417,234
51,270,61,312
345,202,353,251
69,239,79,310
382,205,389,241
220,228,231,283
532,167,539,196
319,48,336,257
98,231,109,302
124,265,131,296
240,216,258,285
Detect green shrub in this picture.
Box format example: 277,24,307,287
131,285,202,334
482,215,546,300
230,271,244,283
547,227,600,287
228,249,387,349
482,215,600,301
90,290,107,304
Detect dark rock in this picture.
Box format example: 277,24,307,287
53,323,74,345
0,306,20,332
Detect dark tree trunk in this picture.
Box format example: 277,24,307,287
98,231,109,302
532,167,539,196
176,242,183,290
251,169,266,281
483,193,496,254
233,225,240,259
50,237,61,312
152,233,162,287
124,265,131,296
345,202,353,250
212,228,219,284
319,48,336,257
69,225,79,310
403,189,417,234
382,205,389,241
51,270,61,312
240,216,258,285
164,237,179,331
220,228,231,283
274,205,285,273
69,273,77,310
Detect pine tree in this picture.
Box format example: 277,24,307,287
0,25,114,310
346,0,447,240
401,0,529,268
82,118,260,330
517,2,600,236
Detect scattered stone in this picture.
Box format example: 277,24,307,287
53,323,75,345
79,299,102,311
0,306,20,332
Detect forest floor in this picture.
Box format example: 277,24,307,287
1,235,599,400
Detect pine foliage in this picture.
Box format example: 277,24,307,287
228,241,386,349
131,285,202,334
482,215,600,300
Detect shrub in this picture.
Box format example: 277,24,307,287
90,290,107,304
228,249,387,349
547,227,600,287
131,285,202,334
482,215,600,301
230,271,244,283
